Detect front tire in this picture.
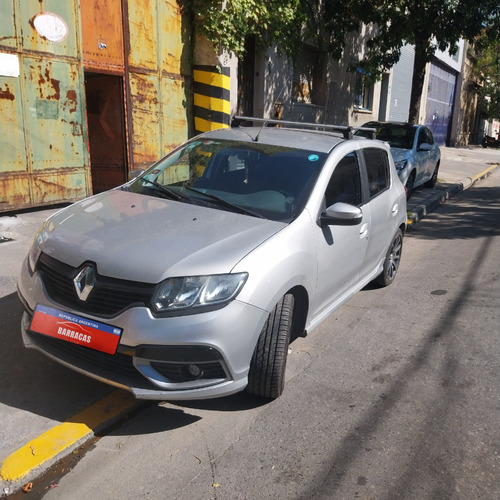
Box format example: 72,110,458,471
424,162,439,188
246,294,294,399
374,228,403,287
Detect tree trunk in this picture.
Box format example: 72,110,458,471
408,38,429,123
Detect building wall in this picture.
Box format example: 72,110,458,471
0,0,190,212
252,29,382,128
0,1,90,211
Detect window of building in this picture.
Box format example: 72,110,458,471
292,45,326,106
354,69,373,111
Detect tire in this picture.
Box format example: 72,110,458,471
246,294,294,399
405,171,415,200
424,162,439,188
374,228,403,287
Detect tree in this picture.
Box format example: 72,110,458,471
345,0,500,123
184,0,499,124
183,0,308,57
473,34,500,121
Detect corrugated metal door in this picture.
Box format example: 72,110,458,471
425,62,457,145
80,0,125,71
388,45,415,122
1,0,90,211
24,57,89,205
80,0,127,193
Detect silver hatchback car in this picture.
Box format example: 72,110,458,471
18,117,407,400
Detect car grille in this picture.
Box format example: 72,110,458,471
37,252,156,317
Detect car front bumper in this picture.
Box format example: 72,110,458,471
17,257,268,400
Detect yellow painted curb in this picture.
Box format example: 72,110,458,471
472,163,499,182
0,390,136,482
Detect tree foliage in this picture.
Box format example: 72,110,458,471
183,0,308,56
184,0,499,123
345,0,500,122
473,34,500,120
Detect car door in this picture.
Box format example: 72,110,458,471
359,147,402,280
312,152,370,318
414,126,434,184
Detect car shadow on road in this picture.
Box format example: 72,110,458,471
408,185,500,240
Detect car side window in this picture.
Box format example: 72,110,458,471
325,153,362,207
417,128,427,147
362,148,390,199
424,127,435,145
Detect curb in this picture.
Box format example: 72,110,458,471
0,391,140,497
407,164,498,227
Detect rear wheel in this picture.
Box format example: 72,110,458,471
374,228,403,287
246,294,294,399
424,162,439,188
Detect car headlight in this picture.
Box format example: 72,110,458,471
152,273,248,313
394,159,408,172
28,222,51,274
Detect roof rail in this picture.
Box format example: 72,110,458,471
232,115,377,140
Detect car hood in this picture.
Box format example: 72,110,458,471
40,189,286,283
389,148,412,162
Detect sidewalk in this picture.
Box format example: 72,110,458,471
406,145,499,225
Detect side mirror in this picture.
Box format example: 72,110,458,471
320,202,363,226
418,143,432,152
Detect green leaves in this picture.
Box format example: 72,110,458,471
185,0,307,57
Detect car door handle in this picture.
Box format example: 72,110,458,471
392,204,399,216
360,222,368,239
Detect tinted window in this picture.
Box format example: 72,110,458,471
363,148,390,199
325,153,362,207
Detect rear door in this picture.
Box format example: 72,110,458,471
359,147,401,279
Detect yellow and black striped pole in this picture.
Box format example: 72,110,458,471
193,65,231,134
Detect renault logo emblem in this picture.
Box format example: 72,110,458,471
73,265,96,302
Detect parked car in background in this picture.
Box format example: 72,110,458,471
356,121,441,199
17,117,407,401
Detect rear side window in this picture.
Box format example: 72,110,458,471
363,148,390,199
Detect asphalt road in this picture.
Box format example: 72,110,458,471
18,167,500,499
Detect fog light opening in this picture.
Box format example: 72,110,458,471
186,364,203,378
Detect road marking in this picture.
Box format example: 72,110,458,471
0,390,137,482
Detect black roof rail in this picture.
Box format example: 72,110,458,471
232,115,376,140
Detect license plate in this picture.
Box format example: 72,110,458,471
30,304,123,355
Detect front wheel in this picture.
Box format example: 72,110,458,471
374,228,403,287
246,294,294,399
424,162,439,188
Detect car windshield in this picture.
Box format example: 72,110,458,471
127,139,327,222
357,123,416,149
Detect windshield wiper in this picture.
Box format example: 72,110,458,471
184,187,265,218
140,178,188,201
